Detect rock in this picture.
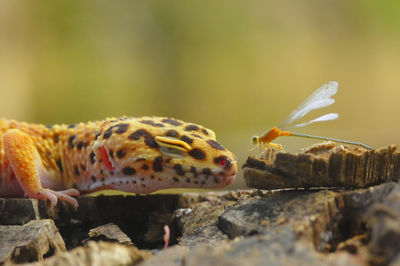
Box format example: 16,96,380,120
142,183,399,266
217,188,347,251
0,194,182,249
86,223,133,246
336,235,368,256
23,241,152,266
0,198,41,225
1,182,400,265
175,200,234,247
184,228,333,266
365,184,400,265
174,190,267,247
0,219,65,264
138,245,189,266
243,142,400,189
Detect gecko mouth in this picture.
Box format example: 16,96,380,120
161,163,237,188
87,163,237,194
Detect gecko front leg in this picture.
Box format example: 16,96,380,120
3,129,80,209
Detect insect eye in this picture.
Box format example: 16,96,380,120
251,136,258,145
155,136,191,158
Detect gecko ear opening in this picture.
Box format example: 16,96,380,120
155,136,190,158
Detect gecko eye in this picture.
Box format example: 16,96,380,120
155,136,191,158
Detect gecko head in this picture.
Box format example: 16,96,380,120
99,117,238,193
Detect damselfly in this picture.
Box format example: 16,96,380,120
252,81,372,151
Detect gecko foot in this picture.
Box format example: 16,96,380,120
27,188,80,210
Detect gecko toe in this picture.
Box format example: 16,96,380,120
62,188,80,197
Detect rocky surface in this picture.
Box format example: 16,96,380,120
243,143,400,189
86,223,133,246
22,241,152,266
0,219,65,264
1,182,399,265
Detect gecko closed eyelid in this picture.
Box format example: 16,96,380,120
0,117,238,209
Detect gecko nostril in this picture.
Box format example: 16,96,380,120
213,156,232,169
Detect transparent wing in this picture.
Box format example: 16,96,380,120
292,113,339,128
279,81,338,128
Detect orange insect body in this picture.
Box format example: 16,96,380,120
259,127,291,145
254,127,292,152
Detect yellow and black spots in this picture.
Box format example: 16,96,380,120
161,118,183,126
89,152,95,164
128,129,158,149
166,130,179,138
140,120,165,128
77,141,87,150
153,156,163,172
207,140,225,151
0,116,238,203
191,133,203,139
174,164,185,176
68,135,76,148
201,129,209,135
188,148,206,160
180,135,194,145
103,123,130,139
122,167,136,175
184,124,200,131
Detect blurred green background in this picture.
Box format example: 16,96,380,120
1,1,399,190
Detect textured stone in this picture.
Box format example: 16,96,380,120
87,223,133,245
365,184,400,265
0,219,65,264
139,245,188,266
23,241,152,266
176,200,234,247
1,182,399,265
0,198,41,225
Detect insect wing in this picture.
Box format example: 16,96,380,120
292,113,339,128
279,81,338,128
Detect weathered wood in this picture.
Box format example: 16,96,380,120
1,182,399,265
0,219,65,264
87,223,133,246
25,241,152,266
243,142,400,189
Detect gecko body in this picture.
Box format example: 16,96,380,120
0,117,238,208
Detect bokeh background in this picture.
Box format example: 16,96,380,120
1,1,399,190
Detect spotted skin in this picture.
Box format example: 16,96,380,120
0,117,238,209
